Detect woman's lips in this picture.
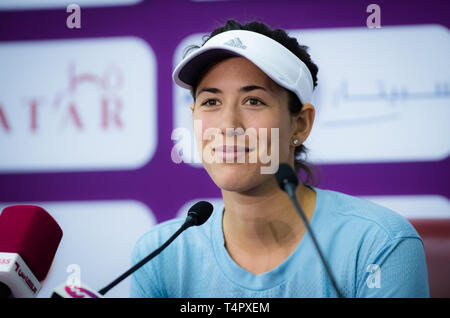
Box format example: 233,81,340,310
213,145,254,161
214,145,249,153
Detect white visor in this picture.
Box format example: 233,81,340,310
172,29,314,105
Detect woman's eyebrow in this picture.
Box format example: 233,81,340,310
196,87,221,98
196,85,269,98
240,85,269,93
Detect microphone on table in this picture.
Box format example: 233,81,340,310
0,205,63,298
52,200,214,298
275,163,344,298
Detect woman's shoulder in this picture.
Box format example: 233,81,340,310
314,187,421,241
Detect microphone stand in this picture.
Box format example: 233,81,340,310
98,220,192,295
284,182,344,298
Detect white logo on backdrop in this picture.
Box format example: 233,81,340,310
0,37,157,172
295,24,450,163
173,25,450,165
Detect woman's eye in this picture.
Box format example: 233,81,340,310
201,99,219,107
200,98,264,107
246,98,264,106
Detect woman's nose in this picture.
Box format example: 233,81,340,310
218,105,244,137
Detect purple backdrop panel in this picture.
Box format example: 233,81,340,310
0,0,449,225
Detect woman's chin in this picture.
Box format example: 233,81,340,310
216,180,252,192
205,163,265,193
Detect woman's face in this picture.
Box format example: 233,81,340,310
191,56,304,193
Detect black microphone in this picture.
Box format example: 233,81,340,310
97,201,214,296
275,163,344,298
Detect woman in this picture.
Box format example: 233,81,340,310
131,19,429,298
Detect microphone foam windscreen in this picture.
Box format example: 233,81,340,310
188,201,213,226
275,163,299,191
0,205,63,281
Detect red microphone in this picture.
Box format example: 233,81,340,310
0,205,63,298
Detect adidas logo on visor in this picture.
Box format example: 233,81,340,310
224,37,247,49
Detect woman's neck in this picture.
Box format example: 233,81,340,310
221,180,316,255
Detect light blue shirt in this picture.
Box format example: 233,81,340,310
130,186,430,298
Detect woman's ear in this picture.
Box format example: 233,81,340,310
292,103,315,144
189,102,194,112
